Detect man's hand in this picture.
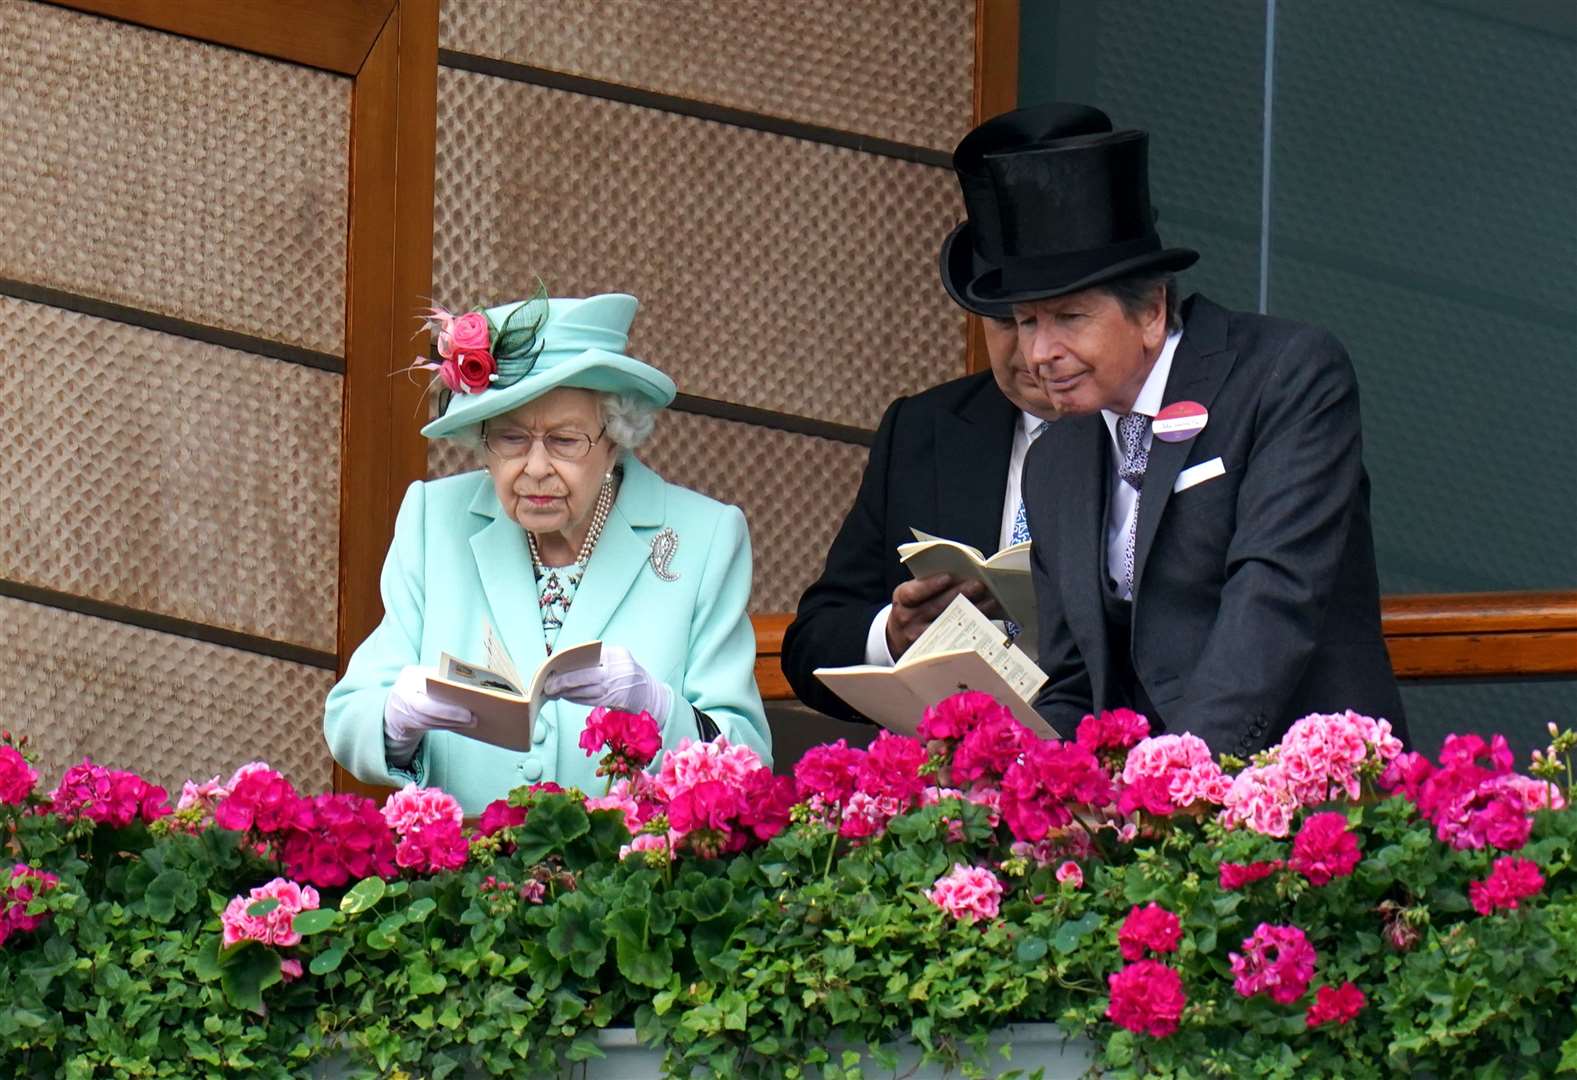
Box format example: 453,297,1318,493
885,574,999,659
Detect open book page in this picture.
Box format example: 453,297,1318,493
812,594,1059,740
481,618,525,695
898,529,1038,650
426,639,603,752
906,594,1047,704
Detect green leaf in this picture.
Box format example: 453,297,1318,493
246,897,281,918
144,869,191,923
340,876,388,914
309,946,345,975
406,896,437,922
191,935,223,982
1053,912,1101,954
515,795,591,864
687,878,735,922
617,934,674,989
291,908,340,936
409,958,448,996
1015,936,1049,964
218,943,283,1014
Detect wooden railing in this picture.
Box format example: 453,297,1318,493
751,591,1577,702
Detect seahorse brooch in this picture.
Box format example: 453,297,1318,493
649,527,680,582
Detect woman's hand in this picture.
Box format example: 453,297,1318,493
542,645,673,721
383,665,476,764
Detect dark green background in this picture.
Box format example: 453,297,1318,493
1019,0,1577,757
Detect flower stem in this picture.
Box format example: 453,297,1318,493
822,829,839,880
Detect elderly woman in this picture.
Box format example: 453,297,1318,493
325,293,769,813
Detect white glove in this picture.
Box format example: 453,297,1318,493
541,645,674,721
383,665,476,765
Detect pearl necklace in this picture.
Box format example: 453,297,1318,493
527,472,616,572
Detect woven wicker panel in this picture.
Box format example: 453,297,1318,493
438,0,975,151
0,297,341,651
0,1,350,355
0,596,334,794
426,412,866,612
433,69,965,431
642,415,866,612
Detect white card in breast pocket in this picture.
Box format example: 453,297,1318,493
1173,457,1226,493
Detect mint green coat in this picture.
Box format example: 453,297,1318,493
323,456,770,814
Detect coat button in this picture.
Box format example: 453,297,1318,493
532,722,549,746
520,760,543,781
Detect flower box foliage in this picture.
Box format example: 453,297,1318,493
0,698,1575,1079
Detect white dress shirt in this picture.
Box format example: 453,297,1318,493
1100,329,1183,601
864,410,1047,666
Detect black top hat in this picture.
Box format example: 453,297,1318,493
940,103,1114,318
965,130,1199,307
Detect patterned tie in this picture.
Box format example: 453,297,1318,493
1005,420,1050,641
1116,413,1151,598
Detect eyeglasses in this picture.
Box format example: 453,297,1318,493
482,425,606,462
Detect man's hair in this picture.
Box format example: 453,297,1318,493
1101,272,1181,332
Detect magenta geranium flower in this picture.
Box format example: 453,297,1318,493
1468,856,1544,915
1230,923,1317,1004
1306,982,1365,1027
1106,959,1186,1038
50,760,171,827
280,792,398,887
1288,812,1362,885
0,746,38,806
0,864,60,946
1118,902,1182,961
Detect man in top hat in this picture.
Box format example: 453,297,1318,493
968,127,1407,757
781,103,1113,723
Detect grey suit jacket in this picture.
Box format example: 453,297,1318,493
1023,294,1407,757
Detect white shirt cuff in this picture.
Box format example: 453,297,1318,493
864,604,898,667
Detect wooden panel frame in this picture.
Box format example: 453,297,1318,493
1383,592,1577,680
48,0,397,74
51,0,438,799
964,0,1020,377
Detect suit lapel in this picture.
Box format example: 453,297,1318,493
467,486,550,668
1052,415,1112,698
1132,299,1238,596
933,377,1017,554
555,455,666,646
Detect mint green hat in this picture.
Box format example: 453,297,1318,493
419,292,676,441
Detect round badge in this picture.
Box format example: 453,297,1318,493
1152,401,1209,443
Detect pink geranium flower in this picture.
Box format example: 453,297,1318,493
1056,861,1083,888
1120,733,1230,813
220,877,320,948
1231,923,1317,1004
926,863,1003,922
382,784,467,873
1118,903,1182,961
653,737,764,802
1106,960,1186,1038
1288,812,1362,885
